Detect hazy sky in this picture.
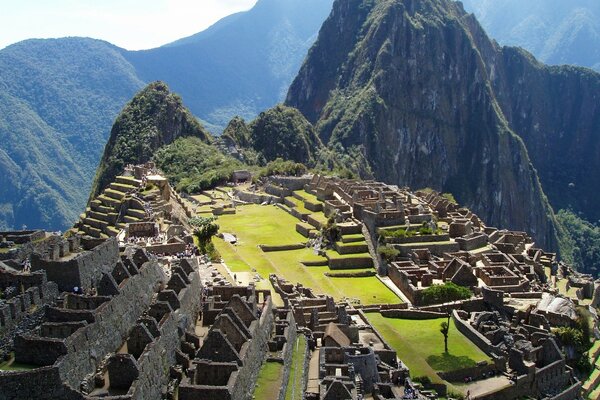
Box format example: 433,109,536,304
0,0,258,50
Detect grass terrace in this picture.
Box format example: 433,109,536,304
366,313,491,384
0,354,36,371
253,361,285,399
285,335,307,400
213,204,399,305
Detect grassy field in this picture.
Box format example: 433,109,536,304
213,204,399,305
0,354,35,371
366,313,491,383
253,361,284,399
285,335,307,400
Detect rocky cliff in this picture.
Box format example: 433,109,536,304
287,0,568,250
91,82,211,196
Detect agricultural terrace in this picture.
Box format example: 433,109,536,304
212,204,399,305
366,313,491,385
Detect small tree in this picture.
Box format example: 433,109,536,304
440,320,450,353
189,216,219,254
378,245,400,263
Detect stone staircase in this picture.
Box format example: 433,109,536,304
75,176,145,239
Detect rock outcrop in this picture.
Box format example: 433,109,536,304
287,0,600,250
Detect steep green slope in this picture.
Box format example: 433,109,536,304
0,38,144,230
287,0,560,250
460,0,600,71
91,82,211,196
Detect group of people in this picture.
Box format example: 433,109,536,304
72,286,97,296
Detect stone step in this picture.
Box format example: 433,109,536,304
335,242,369,255
116,222,127,230
88,210,110,223
116,175,142,186
84,217,108,230
82,224,102,238
97,194,121,208
341,234,365,243
123,215,140,224
127,209,146,219
90,200,113,214
105,226,121,237
104,188,125,200
110,182,136,193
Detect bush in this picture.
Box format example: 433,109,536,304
420,282,472,306
378,245,400,262
412,376,431,386
257,158,307,178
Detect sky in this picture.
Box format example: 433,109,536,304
0,0,258,50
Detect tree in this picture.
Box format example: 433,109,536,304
378,245,400,263
440,320,450,353
189,216,219,254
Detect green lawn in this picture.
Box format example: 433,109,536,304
294,190,320,204
285,335,307,400
213,204,399,305
0,354,36,371
254,361,284,399
366,313,491,383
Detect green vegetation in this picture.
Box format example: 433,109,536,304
253,361,284,399
212,204,399,304
92,82,211,196
420,283,472,306
256,158,308,179
155,137,243,193
0,354,36,371
379,225,443,239
378,244,400,262
285,335,307,400
557,209,600,276
248,105,322,165
366,313,490,383
189,216,219,253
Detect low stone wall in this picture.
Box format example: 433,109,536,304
380,309,447,319
259,244,306,252
234,190,282,205
384,234,450,245
31,238,120,292
451,310,495,357
394,241,460,257
327,256,373,270
265,184,291,198
269,176,312,191
145,242,187,255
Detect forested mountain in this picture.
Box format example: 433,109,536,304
286,0,600,252
460,0,600,71
0,38,144,230
0,0,333,231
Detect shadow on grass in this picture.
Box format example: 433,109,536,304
426,352,477,372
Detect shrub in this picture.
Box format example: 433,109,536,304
378,245,400,263
420,282,472,306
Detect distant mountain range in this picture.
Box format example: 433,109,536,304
0,0,334,231
460,0,600,71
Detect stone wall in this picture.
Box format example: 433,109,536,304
127,264,202,399
234,190,282,205
0,282,58,333
452,310,496,357
231,296,275,400
54,260,165,390
380,309,447,319
277,312,298,400
269,176,312,191
31,238,120,292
